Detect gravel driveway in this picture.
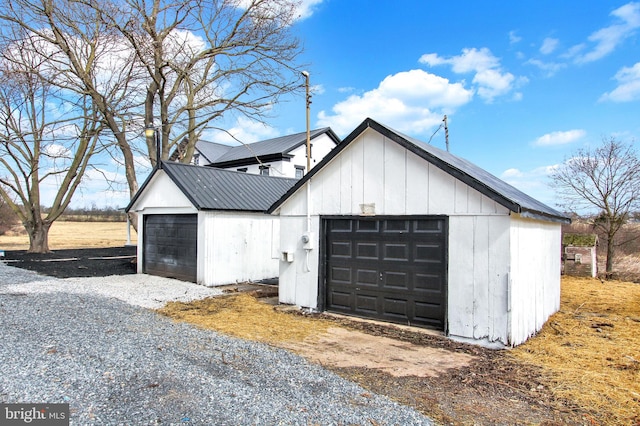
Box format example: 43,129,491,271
0,263,433,425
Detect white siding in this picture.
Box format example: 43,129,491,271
448,215,511,345
508,215,562,346
129,171,195,212
276,127,562,347
199,211,281,286
278,128,512,315
279,128,509,218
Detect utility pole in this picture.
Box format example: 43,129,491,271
302,71,311,172
443,115,449,152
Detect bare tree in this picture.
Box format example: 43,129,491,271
0,33,101,252
551,137,640,276
0,0,305,220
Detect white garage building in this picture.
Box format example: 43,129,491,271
268,118,570,347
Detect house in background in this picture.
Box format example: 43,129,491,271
269,118,571,348
191,128,340,179
126,162,297,286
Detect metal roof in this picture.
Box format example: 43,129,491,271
128,162,297,212
194,140,233,164
210,127,339,166
269,118,570,224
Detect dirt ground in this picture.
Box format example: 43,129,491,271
1,247,623,425
2,247,136,278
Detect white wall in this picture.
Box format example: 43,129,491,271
448,215,511,346
198,211,281,286
508,215,562,346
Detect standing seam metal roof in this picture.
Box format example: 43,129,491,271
128,162,297,212
210,128,336,164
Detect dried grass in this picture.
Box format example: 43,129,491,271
511,276,640,425
0,221,137,250
158,293,332,345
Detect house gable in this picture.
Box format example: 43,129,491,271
274,126,510,218
269,118,569,224
128,170,195,212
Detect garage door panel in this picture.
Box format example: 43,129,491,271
415,273,444,291
328,291,352,310
325,217,447,330
144,214,197,282
330,241,352,257
384,243,409,261
355,294,378,314
356,269,378,286
356,242,378,259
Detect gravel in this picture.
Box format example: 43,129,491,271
0,262,433,425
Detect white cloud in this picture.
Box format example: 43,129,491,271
316,69,473,136
509,31,522,45
500,164,560,207
473,69,515,101
540,37,559,55
533,129,587,146
338,86,355,93
571,2,640,64
207,116,280,144
42,144,72,159
311,84,325,95
236,0,323,22
599,62,640,102
296,0,324,20
526,59,566,77
419,47,522,102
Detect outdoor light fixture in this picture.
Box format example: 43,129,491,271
145,125,162,169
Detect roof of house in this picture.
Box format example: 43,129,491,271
207,127,340,167
194,140,233,164
268,118,571,224
127,162,298,212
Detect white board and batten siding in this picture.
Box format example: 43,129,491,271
276,127,563,346
508,216,562,346
198,211,280,286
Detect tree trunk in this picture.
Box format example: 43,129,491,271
26,221,52,253
605,230,616,278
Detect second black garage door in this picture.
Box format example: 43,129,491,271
143,214,197,282
324,217,447,330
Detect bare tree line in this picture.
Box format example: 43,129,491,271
0,0,305,252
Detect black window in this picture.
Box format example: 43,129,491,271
259,166,269,176
295,166,305,179
237,167,247,173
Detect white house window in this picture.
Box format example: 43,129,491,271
295,166,305,179
193,153,200,166
259,166,270,176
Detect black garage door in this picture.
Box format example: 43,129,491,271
324,217,447,330
143,214,197,282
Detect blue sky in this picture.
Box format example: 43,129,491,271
71,0,639,210
265,0,640,210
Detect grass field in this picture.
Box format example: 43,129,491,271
0,221,137,251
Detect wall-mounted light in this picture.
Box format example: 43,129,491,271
145,125,162,169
